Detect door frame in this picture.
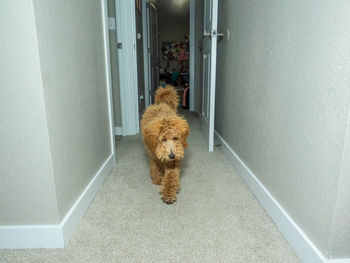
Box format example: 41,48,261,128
189,0,195,112
144,0,160,104
142,0,151,108
115,0,139,135
102,0,116,157
142,0,196,111
201,0,218,152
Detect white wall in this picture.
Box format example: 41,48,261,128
215,0,350,258
32,0,112,220
0,1,59,224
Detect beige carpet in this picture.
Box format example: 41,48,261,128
0,112,300,263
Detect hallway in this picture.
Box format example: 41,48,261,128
0,112,299,262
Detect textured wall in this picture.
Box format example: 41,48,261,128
159,20,189,43
0,1,59,224
215,0,350,257
107,0,122,127
158,0,189,44
33,0,112,220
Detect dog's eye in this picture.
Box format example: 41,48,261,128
173,137,179,141
162,138,167,142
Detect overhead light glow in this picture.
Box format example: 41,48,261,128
173,0,187,8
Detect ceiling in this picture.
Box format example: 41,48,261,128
157,0,190,22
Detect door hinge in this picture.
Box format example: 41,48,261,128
117,43,122,49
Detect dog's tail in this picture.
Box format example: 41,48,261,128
154,85,179,111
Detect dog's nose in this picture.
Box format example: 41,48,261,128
169,151,175,159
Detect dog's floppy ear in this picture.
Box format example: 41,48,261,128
142,118,163,150
171,117,190,149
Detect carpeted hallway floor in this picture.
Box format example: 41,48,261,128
0,112,300,263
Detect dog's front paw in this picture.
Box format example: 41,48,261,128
161,192,177,204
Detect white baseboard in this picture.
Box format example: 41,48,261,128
114,126,122,136
0,225,63,249
214,131,350,263
0,154,115,249
60,154,115,245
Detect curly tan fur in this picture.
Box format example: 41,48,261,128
154,85,179,111
141,85,190,204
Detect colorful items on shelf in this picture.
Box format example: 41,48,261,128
162,40,189,61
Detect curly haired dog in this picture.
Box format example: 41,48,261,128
141,85,190,204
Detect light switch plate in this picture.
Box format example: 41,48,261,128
108,17,116,30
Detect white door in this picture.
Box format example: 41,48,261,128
115,0,139,135
135,3,145,117
201,0,218,152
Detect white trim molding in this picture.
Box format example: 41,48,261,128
102,0,116,156
0,154,114,249
214,131,349,263
115,0,140,136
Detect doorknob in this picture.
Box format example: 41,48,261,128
203,32,224,42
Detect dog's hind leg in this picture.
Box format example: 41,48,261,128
160,164,180,204
150,158,163,185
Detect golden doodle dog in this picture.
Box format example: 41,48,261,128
141,85,190,204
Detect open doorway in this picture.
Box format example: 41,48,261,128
158,0,190,110
116,0,218,150
144,0,191,110
142,0,218,151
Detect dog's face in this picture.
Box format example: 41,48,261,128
143,116,190,162
156,129,185,162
